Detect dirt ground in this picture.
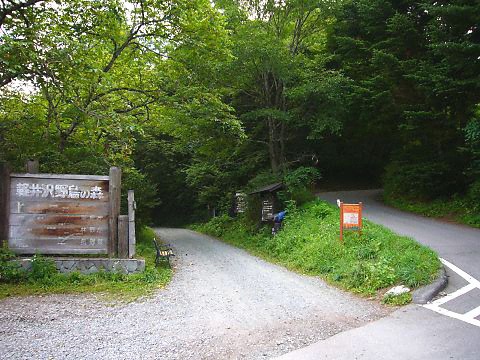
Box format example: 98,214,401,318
0,228,390,359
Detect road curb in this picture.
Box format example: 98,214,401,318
412,266,448,304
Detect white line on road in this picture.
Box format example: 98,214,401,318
421,258,480,328
429,283,476,306
423,303,480,328
440,258,480,288
464,305,480,319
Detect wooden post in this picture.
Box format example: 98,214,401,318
0,164,11,247
108,167,121,257
358,202,363,236
118,215,129,258
128,190,136,258
25,159,39,173
339,201,344,243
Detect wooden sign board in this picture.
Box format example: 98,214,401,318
340,202,362,241
235,192,247,214
261,198,274,222
8,173,110,255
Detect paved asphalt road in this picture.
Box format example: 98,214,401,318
277,189,480,360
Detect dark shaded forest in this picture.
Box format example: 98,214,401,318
1,0,479,225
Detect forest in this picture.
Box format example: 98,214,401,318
1,0,479,225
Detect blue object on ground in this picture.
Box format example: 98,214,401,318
274,210,287,222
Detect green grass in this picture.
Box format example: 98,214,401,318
384,195,480,228
191,200,440,300
0,226,172,301
383,292,412,306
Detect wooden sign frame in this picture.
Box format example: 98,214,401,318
339,202,363,242
2,167,121,257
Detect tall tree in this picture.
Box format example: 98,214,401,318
224,0,342,174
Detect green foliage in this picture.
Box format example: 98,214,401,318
1,0,479,226
0,0,240,225
383,292,412,306
465,112,480,180
121,168,159,226
384,161,460,200
281,166,321,205
384,192,480,229
193,200,440,296
283,167,321,190
192,214,235,238
29,254,58,281
468,180,480,210
0,248,25,283
0,227,172,300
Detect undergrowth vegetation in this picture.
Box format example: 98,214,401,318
0,227,171,301
192,200,440,299
384,191,480,229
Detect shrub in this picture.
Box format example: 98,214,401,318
468,180,480,211
282,167,321,206
0,248,25,283
383,161,459,200
29,254,58,281
283,166,321,190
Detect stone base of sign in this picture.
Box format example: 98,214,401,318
14,257,145,275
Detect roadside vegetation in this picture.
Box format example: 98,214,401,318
192,200,440,301
0,227,171,301
383,192,480,229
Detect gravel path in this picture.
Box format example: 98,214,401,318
0,228,390,359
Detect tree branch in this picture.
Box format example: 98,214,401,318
0,0,43,28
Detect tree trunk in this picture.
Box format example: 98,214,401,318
268,117,279,173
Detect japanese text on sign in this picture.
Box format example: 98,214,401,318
16,183,104,200
343,212,359,225
339,201,363,241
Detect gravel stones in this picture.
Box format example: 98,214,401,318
0,228,391,359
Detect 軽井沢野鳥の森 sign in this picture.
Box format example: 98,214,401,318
339,202,363,241
8,173,111,255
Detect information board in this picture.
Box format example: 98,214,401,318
8,173,110,255
339,202,362,241
262,199,274,221
235,192,247,214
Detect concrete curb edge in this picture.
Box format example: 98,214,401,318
412,266,448,304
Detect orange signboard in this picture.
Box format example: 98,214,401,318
339,202,362,241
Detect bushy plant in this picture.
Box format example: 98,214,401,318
383,292,412,306
468,180,480,211
29,254,58,281
281,167,321,206
283,166,321,190
465,115,480,180
383,161,460,200
193,214,234,237
0,248,25,283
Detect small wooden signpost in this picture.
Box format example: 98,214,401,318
234,192,246,215
248,182,284,223
339,201,363,242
